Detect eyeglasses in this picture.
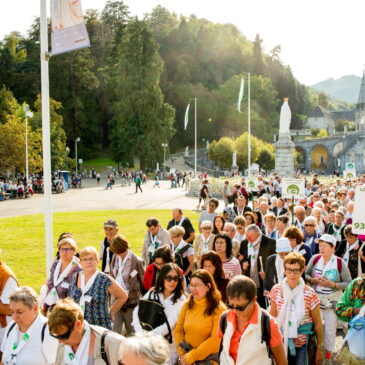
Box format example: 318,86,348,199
81,258,97,262
50,324,75,340
284,268,302,274
59,248,74,252
165,275,179,282
202,227,212,230
189,283,206,289
304,224,315,227
227,300,251,312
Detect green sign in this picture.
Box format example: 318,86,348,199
287,184,300,195
248,181,255,188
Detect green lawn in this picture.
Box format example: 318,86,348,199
82,157,117,172
0,210,200,292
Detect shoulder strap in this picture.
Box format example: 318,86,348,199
6,322,16,338
313,254,321,266
218,311,229,355
177,243,192,255
41,322,47,342
100,331,110,365
260,309,272,360
337,257,342,273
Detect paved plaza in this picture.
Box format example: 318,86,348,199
0,179,205,218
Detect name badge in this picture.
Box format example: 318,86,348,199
84,295,92,303
148,245,155,253
61,282,70,289
299,249,306,255
130,270,138,278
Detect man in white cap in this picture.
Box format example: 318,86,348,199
264,238,292,294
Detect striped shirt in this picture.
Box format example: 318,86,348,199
223,256,242,278
269,284,320,347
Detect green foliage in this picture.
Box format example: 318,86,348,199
210,137,233,168
335,120,356,132
311,128,320,136
0,86,19,123
257,147,275,171
110,19,175,170
317,129,328,138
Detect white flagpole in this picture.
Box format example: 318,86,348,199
194,97,197,175
40,0,54,274
248,72,251,177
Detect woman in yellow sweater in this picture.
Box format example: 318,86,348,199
174,269,226,365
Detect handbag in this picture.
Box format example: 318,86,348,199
138,290,173,343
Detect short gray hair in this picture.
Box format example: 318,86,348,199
245,224,261,234
223,222,236,233
303,216,316,225
119,333,169,365
9,286,39,309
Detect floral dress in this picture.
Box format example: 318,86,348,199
69,271,113,329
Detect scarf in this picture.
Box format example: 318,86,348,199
148,233,159,262
248,234,261,272
343,241,365,277
80,271,98,314
275,255,285,284
0,261,17,328
277,278,305,357
64,322,91,365
314,254,338,295
7,314,42,364
116,250,132,292
175,217,185,227
44,259,76,306
201,234,212,254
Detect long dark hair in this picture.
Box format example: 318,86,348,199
188,269,221,316
200,251,225,280
154,263,185,304
212,215,226,235
213,233,232,258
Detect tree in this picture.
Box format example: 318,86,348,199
257,148,275,171
234,132,260,169
253,33,264,76
110,20,175,169
317,129,328,138
318,93,329,109
0,86,19,123
31,95,70,170
210,137,234,168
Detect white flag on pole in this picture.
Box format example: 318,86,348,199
51,0,90,56
237,77,244,113
184,103,190,130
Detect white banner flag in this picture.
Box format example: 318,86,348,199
51,0,90,56
184,103,190,130
237,77,244,113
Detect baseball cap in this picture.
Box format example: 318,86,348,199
319,234,336,246
104,219,118,228
200,220,213,228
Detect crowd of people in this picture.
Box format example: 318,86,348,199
0,175,365,365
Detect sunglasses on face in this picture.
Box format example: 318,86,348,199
304,224,315,227
50,324,75,340
227,300,251,312
165,275,179,282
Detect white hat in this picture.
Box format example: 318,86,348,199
200,220,213,228
276,238,291,253
319,234,336,246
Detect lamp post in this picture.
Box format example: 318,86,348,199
23,105,33,184
75,137,80,175
162,143,168,170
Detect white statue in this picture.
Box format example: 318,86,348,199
206,140,209,150
279,98,291,135
185,146,189,157
337,158,341,167
232,152,237,167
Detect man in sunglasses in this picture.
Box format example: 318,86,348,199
218,275,287,365
48,298,125,365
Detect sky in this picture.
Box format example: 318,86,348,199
0,0,364,86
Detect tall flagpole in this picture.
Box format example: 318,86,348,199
40,0,54,274
248,72,251,177
194,97,197,175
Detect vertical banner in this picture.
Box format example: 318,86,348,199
51,0,90,55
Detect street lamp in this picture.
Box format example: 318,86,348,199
161,143,168,170
23,104,33,184
75,137,80,175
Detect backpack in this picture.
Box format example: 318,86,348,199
219,309,273,362
174,244,192,271
7,322,47,342
313,254,343,273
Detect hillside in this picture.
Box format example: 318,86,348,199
311,75,362,103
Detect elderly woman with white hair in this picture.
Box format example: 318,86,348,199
119,333,170,365
302,216,320,256
0,286,58,365
193,220,215,269
311,207,327,235
42,236,82,314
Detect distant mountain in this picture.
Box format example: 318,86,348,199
311,75,362,103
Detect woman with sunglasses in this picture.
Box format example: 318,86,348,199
218,275,286,365
48,298,125,365
42,236,82,314
0,286,58,365
69,246,128,330
174,269,226,365
133,263,186,365
269,252,323,365
200,251,230,303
